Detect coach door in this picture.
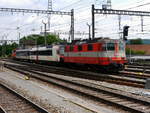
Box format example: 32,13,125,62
53,46,59,61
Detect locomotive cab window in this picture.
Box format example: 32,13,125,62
78,45,82,51
88,44,93,51
107,43,115,51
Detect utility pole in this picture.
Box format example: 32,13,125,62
86,23,91,40
1,35,4,57
102,0,112,9
92,5,95,39
40,26,43,33
141,16,144,32
48,0,52,31
118,15,121,31
1,35,7,57
71,9,74,41
16,27,20,47
107,0,112,9
18,32,21,47
42,20,47,46
118,15,122,38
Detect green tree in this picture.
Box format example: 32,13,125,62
0,42,18,57
20,34,63,46
126,48,134,55
130,38,143,45
126,48,146,55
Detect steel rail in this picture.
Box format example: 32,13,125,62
0,83,49,113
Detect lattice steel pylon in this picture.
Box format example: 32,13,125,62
102,0,111,9
48,0,52,31
107,0,111,9
48,0,52,11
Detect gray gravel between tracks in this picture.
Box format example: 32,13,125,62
0,70,116,113
32,69,150,99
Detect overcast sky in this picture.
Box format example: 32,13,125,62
0,0,150,42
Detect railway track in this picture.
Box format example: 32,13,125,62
3,62,150,113
0,106,6,113
128,63,150,67
127,65,150,70
0,84,49,113
119,71,150,79
125,64,150,73
125,67,150,74
4,59,146,88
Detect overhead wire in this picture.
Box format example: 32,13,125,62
1,0,150,39
94,0,150,37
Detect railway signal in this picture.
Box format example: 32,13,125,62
123,26,130,41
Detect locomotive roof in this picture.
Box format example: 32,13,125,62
16,44,61,51
68,38,123,45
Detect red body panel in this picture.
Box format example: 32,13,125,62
65,43,103,52
63,56,126,65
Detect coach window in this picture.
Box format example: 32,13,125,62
48,50,52,55
27,51,30,56
32,51,35,55
30,51,33,55
33,51,35,55
88,44,93,51
39,50,52,56
16,52,20,56
38,51,42,55
25,51,28,56
107,43,115,51
78,45,82,51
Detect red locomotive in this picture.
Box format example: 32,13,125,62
60,38,126,71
